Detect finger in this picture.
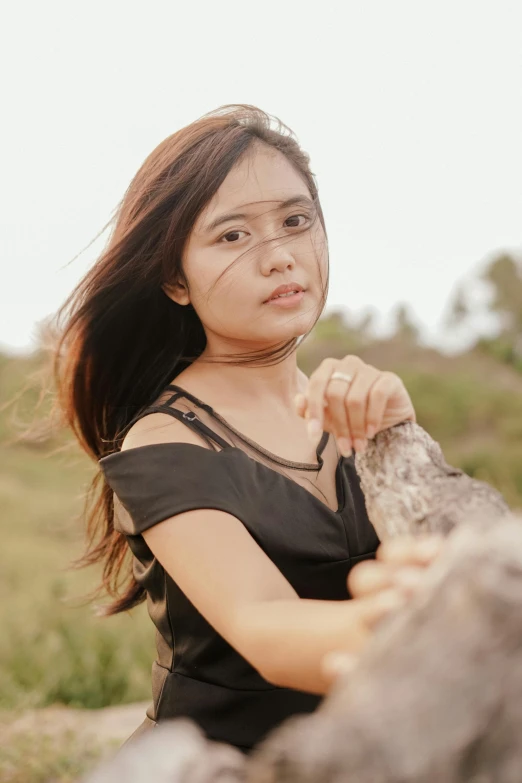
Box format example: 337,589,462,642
294,393,307,418
356,588,406,629
322,408,352,454
304,359,336,441
296,395,329,422
377,535,445,567
321,651,358,687
365,373,393,440
391,566,429,597
347,560,397,599
324,363,362,456
343,367,380,453
378,373,416,431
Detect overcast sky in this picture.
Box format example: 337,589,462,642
1,0,521,353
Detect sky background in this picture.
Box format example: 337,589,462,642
1,0,521,353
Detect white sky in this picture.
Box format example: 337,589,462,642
1,0,521,353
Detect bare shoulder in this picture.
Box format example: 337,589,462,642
121,411,206,451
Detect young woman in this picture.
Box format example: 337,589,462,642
56,105,440,754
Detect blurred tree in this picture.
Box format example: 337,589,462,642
391,303,420,345
483,253,522,333
479,252,522,367
483,254,522,326
356,309,376,339
313,310,349,341
445,284,470,329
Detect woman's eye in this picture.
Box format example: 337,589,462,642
219,215,309,243
220,230,247,243
284,214,309,228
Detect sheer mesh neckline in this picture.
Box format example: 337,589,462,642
165,384,330,473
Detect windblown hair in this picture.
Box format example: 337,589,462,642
54,104,327,614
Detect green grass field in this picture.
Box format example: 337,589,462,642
0,429,154,715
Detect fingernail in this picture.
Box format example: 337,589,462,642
307,419,322,439
354,438,368,454
366,425,376,439
338,437,352,457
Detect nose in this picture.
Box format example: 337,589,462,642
259,238,296,277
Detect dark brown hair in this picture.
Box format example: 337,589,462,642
55,104,327,614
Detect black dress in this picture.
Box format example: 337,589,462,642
99,385,380,754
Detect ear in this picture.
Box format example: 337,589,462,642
162,280,191,306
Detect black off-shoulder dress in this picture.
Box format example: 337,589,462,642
99,385,379,754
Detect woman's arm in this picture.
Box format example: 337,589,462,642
232,536,443,694
143,504,416,696
229,592,403,694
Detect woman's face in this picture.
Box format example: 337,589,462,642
167,143,328,353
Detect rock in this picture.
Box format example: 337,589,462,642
82,719,246,783
354,421,510,538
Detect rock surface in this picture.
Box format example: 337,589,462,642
355,421,510,538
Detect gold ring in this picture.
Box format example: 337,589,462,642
329,371,354,385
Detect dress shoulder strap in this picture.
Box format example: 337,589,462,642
138,395,231,452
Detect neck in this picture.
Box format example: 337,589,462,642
191,340,307,409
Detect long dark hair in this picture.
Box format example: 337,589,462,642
55,104,327,614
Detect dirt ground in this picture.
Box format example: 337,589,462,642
0,701,149,746
0,702,150,782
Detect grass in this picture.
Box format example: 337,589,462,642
0,730,115,783
0,439,154,713
0,352,154,718
398,366,522,508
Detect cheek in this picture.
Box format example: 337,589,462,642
300,227,328,284
298,241,328,322
184,247,227,297
187,252,251,319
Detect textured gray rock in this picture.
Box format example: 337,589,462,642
354,421,510,538
82,719,246,783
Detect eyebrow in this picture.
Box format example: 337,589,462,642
202,195,315,234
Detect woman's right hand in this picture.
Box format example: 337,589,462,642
321,535,444,686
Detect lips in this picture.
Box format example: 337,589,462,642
264,282,305,303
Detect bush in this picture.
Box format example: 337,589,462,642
0,586,153,710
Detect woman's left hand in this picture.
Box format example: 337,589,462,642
321,534,444,686
295,356,416,457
